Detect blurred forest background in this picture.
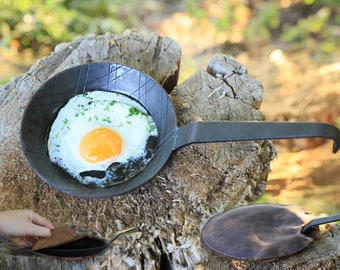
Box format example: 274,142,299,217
0,0,339,83
0,0,339,215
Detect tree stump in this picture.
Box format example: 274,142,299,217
0,31,338,269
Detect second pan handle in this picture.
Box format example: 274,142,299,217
301,214,340,234
174,121,340,153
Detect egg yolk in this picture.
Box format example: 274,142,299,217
79,128,122,163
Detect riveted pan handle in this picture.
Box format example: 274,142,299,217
301,214,340,234
175,121,340,153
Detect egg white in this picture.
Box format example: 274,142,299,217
47,91,158,186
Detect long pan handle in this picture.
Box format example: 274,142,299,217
301,214,340,234
175,121,340,153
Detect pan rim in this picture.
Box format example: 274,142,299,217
20,62,178,198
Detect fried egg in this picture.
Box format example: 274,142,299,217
47,90,158,187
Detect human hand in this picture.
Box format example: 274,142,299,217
0,209,55,248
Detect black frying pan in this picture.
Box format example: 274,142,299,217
21,62,340,198
33,227,136,259
0,227,135,260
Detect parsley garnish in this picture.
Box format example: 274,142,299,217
102,117,112,123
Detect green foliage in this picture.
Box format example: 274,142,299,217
1,0,339,56
0,0,140,53
184,0,339,55
185,0,205,20
280,7,335,53
244,1,281,44
209,4,235,31
185,0,236,30
255,1,338,54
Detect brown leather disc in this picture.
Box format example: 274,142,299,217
201,204,319,261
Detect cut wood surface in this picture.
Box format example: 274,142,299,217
0,31,338,269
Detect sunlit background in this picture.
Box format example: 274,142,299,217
1,0,339,215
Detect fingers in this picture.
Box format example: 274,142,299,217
10,237,36,248
29,224,52,239
8,212,54,248
26,211,54,238
30,211,55,230
0,209,54,241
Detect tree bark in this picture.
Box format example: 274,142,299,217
0,32,338,269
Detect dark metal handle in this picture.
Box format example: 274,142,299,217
301,214,340,234
175,121,340,153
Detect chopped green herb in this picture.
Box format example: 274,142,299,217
75,112,85,117
127,121,132,124
63,118,68,125
102,117,112,123
128,107,141,117
148,124,156,132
